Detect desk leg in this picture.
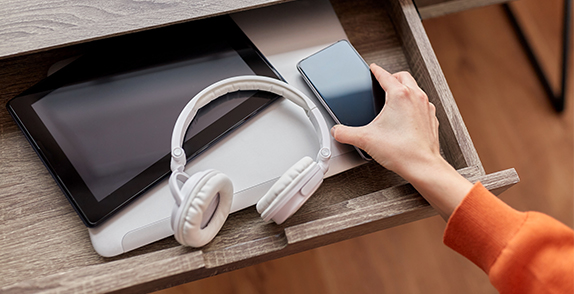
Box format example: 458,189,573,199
503,0,572,113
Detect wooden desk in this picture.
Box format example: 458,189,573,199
0,0,518,293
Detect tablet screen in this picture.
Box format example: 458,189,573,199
8,16,282,226
32,48,255,202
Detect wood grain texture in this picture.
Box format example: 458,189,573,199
1,248,207,294
0,0,520,292
157,2,571,293
0,0,290,60
1,168,517,294
285,167,518,245
414,0,510,19
386,0,484,173
329,0,410,74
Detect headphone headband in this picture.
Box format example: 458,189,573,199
170,76,331,173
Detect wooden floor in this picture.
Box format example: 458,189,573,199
155,0,573,293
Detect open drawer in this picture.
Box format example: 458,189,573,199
0,0,519,292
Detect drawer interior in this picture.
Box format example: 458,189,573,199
114,0,483,270
0,0,489,291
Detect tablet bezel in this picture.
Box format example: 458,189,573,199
7,16,282,227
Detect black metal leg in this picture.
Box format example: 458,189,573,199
503,0,572,113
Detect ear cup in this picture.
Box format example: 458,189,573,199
170,170,205,231
172,170,233,247
257,156,319,223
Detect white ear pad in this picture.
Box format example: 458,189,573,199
257,156,323,224
171,170,233,247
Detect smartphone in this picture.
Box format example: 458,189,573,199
297,40,385,160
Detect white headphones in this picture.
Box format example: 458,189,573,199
169,75,332,247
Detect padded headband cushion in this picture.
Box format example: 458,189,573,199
256,156,315,215
175,170,233,247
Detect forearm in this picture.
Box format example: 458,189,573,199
399,156,473,221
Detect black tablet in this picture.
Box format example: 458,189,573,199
7,16,282,227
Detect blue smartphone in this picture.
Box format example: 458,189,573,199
297,40,385,160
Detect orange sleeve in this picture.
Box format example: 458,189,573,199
443,182,574,294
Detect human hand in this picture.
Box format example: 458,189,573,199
330,63,472,220
330,63,442,181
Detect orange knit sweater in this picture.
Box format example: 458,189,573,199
443,182,574,293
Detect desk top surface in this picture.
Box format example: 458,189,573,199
0,0,288,60
0,0,510,60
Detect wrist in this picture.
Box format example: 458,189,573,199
395,153,450,185
398,154,473,221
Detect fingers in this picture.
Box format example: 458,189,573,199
370,63,437,127
428,102,436,121
370,63,402,92
371,63,418,90
331,124,367,149
392,71,419,90
428,102,440,139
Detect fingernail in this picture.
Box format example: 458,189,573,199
330,125,338,137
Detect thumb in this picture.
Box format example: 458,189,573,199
331,124,365,148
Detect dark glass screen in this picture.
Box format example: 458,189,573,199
298,40,384,127
7,16,281,226
32,50,255,202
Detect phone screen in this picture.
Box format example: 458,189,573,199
298,40,385,127
298,40,385,159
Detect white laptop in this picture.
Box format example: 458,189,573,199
88,0,366,257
